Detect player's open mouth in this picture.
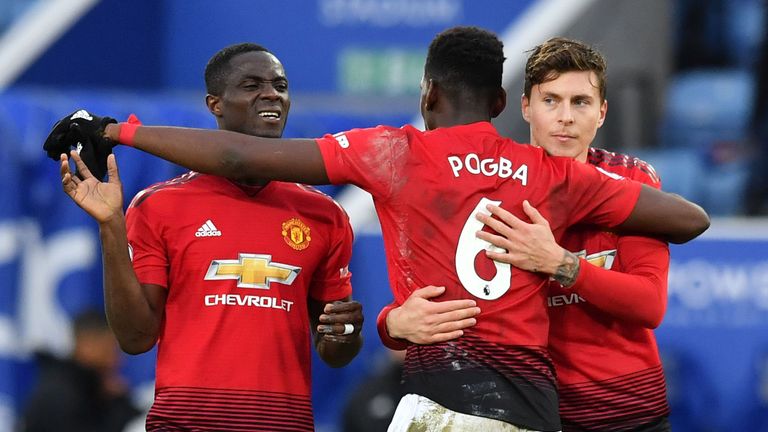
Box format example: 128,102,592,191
258,111,281,120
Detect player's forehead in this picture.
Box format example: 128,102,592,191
225,51,287,82
534,70,600,99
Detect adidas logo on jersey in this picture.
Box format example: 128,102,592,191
195,219,222,237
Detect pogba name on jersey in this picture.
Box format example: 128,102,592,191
447,153,528,184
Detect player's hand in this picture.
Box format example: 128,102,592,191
61,151,124,224
44,110,117,180
318,300,363,343
475,200,564,275
386,285,480,344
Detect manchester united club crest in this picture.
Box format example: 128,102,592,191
282,218,311,251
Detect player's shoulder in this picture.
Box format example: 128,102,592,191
128,171,203,210
588,147,661,186
339,124,409,137
280,183,351,219
326,124,411,149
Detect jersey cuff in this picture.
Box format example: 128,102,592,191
567,257,593,292
376,304,408,351
133,269,168,289
314,137,343,185
616,181,644,226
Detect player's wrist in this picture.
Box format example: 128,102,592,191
553,250,580,288
543,246,568,275
104,123,121,143
385,307,404,339
110,114,142,147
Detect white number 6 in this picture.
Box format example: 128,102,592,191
455,197,511,300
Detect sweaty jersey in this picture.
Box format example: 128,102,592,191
316,122,642,431
549,148,671,431
126,173,353,431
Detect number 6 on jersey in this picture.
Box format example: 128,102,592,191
455,197,511,300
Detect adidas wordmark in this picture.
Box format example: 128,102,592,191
195,219,222,237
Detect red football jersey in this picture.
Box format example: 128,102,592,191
549,148,671,431
316,122,642,430
126,173,353,431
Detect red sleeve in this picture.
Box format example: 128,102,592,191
560,159,644,228
314,125,410,198
308,205,354,302
568,235,669,328
376,302,408,351
125,196,168,288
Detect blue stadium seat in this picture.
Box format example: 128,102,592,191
661,69,755,150
659,69,754,214
631,148,704,205
724,0,766,69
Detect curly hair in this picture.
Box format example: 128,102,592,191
425,26,506,101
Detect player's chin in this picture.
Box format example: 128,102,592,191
251,122,285,138
543,142,581,159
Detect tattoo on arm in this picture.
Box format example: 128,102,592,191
553,250,580,287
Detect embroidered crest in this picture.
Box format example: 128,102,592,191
282,218,311,250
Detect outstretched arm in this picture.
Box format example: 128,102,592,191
61,152,165,354
105,127,707,241
105,124,330,184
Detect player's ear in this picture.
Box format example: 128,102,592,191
521,93,531,123
206,94,223,117
597,99,608,128
491,87,506,118
424,79,438,111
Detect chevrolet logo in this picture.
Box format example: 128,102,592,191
575,249,617,270
204,253,301,289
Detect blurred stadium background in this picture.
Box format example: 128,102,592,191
1,0,768,430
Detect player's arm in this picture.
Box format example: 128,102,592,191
100,218,167,353
309,297,362,368
568,236,668,328
615,184,708,244
308,207,362,368
538,158,709,244
106,124,330,185
380,286,481,346
61,152,165,354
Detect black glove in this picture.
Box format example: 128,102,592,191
43,110,117,180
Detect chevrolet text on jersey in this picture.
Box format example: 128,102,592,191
204,294,294,311
548,292,587,307
447,154,528,184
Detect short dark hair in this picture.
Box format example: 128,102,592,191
524,37,607,100
205,43,271,96
425,26,505,102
